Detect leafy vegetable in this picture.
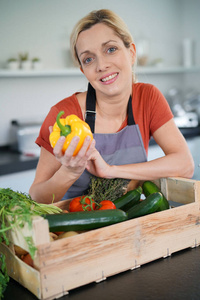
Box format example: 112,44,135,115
0,253,9,299
86,176,130,203
0,188,62,297
0,188,62,254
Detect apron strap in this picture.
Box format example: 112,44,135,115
85,83,96,133
85,82,135,133
127,94,135,126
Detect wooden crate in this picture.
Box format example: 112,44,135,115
1,177,200,300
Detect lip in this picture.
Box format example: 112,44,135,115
99,72,119,85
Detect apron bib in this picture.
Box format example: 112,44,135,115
63,83,147,199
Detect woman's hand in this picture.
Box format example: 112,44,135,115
53,134,96,178
86,148,113,179
50,125,113,179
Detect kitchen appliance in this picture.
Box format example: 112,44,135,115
173,111,198,128
183,91,200,123
166,87,199,128
10,118,43,156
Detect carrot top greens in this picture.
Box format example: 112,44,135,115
0,188,62,298
0,254,9,299
0,188,62,254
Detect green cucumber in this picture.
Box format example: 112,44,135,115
43,209,128,232
126,192,163,219
142,181,169,210
113,186,142,211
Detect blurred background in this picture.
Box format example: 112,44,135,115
0,0,200,192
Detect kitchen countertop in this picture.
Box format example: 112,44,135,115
0,127,200,177
3,246,200,300
0,146,38,176
149,126,200,146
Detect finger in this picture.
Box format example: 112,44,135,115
75,136,93,159
80,136,92,153
64,136,80,158
85,139,96,158
49,126,53,134
53,136,66,159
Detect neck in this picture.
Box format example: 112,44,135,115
95,89,132,120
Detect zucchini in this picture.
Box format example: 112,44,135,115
113,186,142,211
126,192,163,219
43,209,128,232
142,181,169,210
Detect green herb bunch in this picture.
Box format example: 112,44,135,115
87,176,130,203
0,188,62,255
0,254,9,299
0,188,62,298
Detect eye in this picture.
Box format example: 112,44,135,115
83,57,93,65
107,47,117,54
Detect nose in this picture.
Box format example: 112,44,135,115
96,55,109,72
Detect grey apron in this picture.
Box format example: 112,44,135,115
63,83,147,199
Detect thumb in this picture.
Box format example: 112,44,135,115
49,126,53,134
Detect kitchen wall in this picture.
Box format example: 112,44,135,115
0,0,184,68
0,0,200,146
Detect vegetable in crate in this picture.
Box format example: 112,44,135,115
0,188,63,298
44,209,128,232
69,196,116,212
127,192,164,219
49,111,93,156
86,176,130,204
142,181,169,210
22,253,34,267
0,254,9,299
98,200,116,210
113,186,142,211
0,188,62,253
69,195,96,212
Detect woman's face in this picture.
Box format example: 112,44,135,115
76,23,136,98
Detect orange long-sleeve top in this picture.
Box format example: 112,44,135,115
36,82,173,156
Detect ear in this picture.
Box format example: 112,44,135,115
80,66,84,74
130,43,136,65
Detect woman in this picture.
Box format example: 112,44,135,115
29,9,194,204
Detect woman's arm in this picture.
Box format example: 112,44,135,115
29,136,95,204
87,119,194,180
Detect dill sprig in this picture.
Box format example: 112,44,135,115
0,188,63,298
0,253,9,299
87,176,130,203
0,188,62,256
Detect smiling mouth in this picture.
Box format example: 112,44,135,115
101,73,118,82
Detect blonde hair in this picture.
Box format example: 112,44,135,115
70,9,133,67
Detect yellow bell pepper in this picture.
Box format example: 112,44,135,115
49,111,93,156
